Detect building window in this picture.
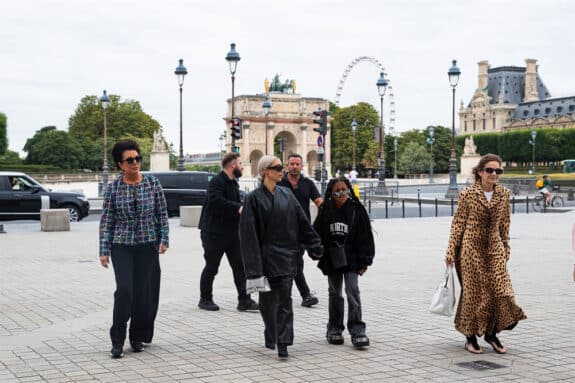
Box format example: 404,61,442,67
557,106,563,113
473,120,476,131
493,117,496,130
464,121,467,132
483,119,486,130
534,109,540,116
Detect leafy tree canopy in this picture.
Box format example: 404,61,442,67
23,126,82,169
68,94,161,142
0,112,7,155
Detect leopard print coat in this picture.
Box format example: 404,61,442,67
446,181,526,336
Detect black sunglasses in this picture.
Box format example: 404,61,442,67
267,164,283,172
121,156,142,164
483,167,503,175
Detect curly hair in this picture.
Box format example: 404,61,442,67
471,153,503,182
111,139,141,170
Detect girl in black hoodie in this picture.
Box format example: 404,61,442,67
313,177,375,348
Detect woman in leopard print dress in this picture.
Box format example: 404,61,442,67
445,153,526,354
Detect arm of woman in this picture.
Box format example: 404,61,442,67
153,177,169,253
239,194,264,279
445,190,470,265
99,185,115,267
356,205,375,273
499,190,511,261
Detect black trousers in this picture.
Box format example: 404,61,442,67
200,231,248,302
259,276,294,346
293,248,311,298
327,272,366,337
110,243,160,346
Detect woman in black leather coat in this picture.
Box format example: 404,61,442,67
239,155,323,359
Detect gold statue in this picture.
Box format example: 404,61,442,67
264,78,270,94
291,80,296,93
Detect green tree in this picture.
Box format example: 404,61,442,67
0,112,7,155
23,126,82,169
330,102,380,174
399,141,428,174
68,94,161,142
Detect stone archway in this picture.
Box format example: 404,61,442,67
274,131,297,164
249,149,264,177
307,150,318,179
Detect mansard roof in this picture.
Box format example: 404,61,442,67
486,66,551,105
511,96,575,121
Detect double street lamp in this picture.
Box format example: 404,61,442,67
445,59,461,199
174,59,188,171
99,90,110,196
262,95,272,155
226,43,241,152
427,126,435,184
393,137,398,179
376,72,389,194
351,119,358,171
529,130,537,174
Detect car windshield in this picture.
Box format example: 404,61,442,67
10,176,39,191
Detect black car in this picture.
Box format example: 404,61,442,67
143,171,216,217
0,171,90,222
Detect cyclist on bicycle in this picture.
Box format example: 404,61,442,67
536,174,553,205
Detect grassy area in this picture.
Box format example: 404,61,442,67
502,173,575,180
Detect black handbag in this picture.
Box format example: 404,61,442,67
329,242,347,269
328,209,355,270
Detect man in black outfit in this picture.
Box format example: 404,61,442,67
278,153,323,307
198,153,258,312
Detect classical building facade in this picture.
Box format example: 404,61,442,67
460,59,575,134
225,80,331,177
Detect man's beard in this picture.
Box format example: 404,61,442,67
233,168,243,178
289,169,300,177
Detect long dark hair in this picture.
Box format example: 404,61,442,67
316,177,368,227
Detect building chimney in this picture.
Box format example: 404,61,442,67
523,58,538,102
478,60,489,91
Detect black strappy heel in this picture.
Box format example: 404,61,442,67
484,333,507,354
465,335,483,354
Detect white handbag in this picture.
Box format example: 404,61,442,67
429,266,456,316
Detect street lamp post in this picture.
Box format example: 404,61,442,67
529,130,537,174
351,119,358,171
427,126,435,184
226,43,241,152
393,137,398,179
376,72,389,194
99,90,110,197
262,95,272,155
174,59,188,171
445,59,461,199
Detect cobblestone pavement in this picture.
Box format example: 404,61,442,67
1,211,574,382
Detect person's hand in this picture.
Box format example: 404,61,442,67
358,268,367,276
445,257,454,267
100,255,110,268
159,244,168,254
309,246,324,260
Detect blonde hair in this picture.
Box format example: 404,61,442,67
257,155,279,182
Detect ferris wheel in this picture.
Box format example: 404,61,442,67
334,56,396,135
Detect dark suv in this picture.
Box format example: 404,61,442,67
143,171,216,217
0,171,90,221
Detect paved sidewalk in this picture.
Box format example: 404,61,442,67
1,212,574,382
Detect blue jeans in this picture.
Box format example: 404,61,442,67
327,272,366,337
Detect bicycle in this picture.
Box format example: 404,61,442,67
531,190,564,212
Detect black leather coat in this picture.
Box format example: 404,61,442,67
198,171,242,234
239,185,322,279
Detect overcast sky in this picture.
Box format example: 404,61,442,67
2,0,574,156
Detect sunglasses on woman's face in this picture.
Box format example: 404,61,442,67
483,167,503,175
332,189,350,198
121,156,142,164
267,164,283,172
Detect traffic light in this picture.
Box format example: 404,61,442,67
312,110,328,134
231,117,242,140
232,146,240,153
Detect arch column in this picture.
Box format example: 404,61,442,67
266,122,275,156
242,122,251,164
300,124,308,163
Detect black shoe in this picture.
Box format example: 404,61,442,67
237,298,259,311
327,333,344,345
198,299,220,311
351,335,370,348
110,345,124,359
301,294,319,307
277,343,289,358
130,341,144,352
265,341,275,350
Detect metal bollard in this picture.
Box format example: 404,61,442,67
385,200,388,219
435,198,438,217
41,195,50,210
